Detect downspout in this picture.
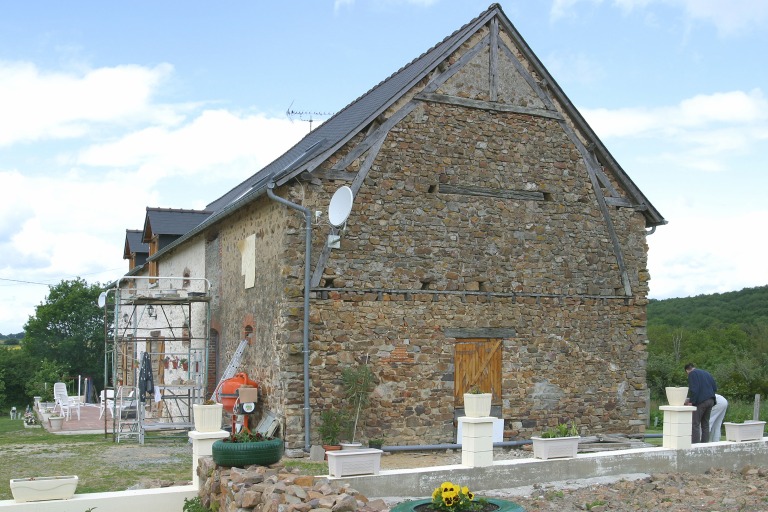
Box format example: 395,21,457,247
267,177,312,452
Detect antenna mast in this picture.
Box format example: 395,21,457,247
286,101,333,132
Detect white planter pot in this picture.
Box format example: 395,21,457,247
531,436,580,460
723,421,766,442
48,416,64,431
10,475,78,503
463,393,492,417
665,387,689,406
340,442,363,450
326,448,382,477
192,403,224,432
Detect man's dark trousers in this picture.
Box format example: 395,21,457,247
692,397,715,443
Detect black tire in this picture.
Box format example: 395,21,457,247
211,438,284,467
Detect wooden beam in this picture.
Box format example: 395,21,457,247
444,328,516,339
490,17,499,103
417,92,562,120
311,169,354,181
439,183,544,201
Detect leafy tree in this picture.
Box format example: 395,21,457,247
22,278,105,392
25,359,69,402
0,347,35,407
0,369,6,410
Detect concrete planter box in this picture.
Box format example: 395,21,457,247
10,475,78,502
326,448,382,477
724,421,766,442
463,393,492,417
531,436,580,460
192,403,223,433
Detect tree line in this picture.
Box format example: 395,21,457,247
0,278,105,411
646,285,768,401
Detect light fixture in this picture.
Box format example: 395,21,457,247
147,304,157,318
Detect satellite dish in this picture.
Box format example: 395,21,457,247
97,292,107,308
328,186,354,227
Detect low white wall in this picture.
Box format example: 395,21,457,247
0,485,197,512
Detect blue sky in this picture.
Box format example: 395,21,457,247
1,0,767,334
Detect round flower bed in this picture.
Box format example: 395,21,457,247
212,431,283,467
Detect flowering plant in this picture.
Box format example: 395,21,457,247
23,412,37,425
431,481,483,511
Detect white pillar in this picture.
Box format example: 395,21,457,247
459,416,494,467
188,430,229,489
659,405,696,450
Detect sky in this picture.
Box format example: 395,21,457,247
1,0,767,334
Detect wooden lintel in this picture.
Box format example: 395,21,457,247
311,169,354,181
444,327,516,339
439,183,544,201
489,17,499,102
416,92,562,120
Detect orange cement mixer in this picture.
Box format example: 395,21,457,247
215,372,258,432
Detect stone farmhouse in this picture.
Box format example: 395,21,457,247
119,4,665,450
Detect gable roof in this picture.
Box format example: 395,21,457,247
142,207,212,243
124,229,149,259
152,3,665,261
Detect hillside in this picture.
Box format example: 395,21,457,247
648,285,768,329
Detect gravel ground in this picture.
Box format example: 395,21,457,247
376,449,768,511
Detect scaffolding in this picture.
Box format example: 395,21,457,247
104,276,211,443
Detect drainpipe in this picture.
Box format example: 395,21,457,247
267,177,312,452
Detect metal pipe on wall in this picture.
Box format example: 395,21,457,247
266,177,312,452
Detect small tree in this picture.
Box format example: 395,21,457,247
341,363,375,442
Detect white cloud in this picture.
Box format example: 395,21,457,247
648,209,768,299
581,89,768,171
0,61,176,146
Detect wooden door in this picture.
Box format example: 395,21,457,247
454,338,502,406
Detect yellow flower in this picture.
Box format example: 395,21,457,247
441,482,456,494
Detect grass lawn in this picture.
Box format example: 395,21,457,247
0,416,192,501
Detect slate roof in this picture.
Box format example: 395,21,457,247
142,207,212,243
150,3,665,262
123,229,149,259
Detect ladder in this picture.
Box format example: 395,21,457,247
210,338,249,401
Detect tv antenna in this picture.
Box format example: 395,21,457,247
286,101,333,132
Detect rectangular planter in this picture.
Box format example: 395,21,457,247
326,448,382,477
10,475,79,502
723,421,766,442
531,436,580,460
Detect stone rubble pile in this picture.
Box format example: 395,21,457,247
197,457,389,512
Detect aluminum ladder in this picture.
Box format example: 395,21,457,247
209,338,248,401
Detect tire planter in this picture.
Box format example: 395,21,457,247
212,438,284,467
390,498,525,512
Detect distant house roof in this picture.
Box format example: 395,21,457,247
123,229,149,259
142,208,212,244
149,3,665,262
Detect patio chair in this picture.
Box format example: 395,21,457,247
99,389,116,419
53,382,81,421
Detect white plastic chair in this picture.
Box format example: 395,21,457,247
53,382,81,420
99,389,116,419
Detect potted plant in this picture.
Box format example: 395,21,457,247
463,385,492,417
319,409,344,455
163,356,170,369
171,356,179,369
531,421,580,460
389,480,525,512
368,438,384,449
192,399,224,432
211,430,283,467
180,358,189,371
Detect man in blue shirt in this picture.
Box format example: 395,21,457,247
685,363,717,443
